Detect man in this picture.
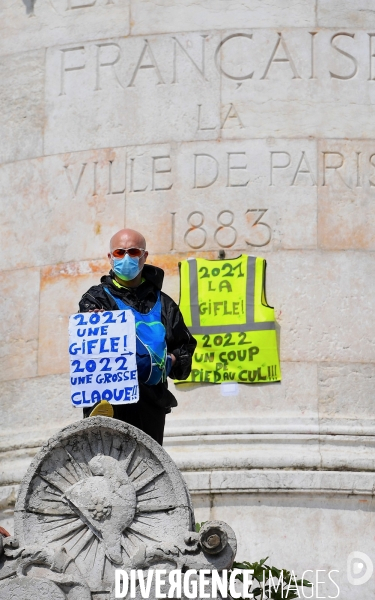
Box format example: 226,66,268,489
79,228,196,445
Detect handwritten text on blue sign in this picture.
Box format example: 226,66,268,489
68,310,139,407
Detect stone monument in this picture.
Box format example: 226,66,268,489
0,417,236,599
1,1,375,597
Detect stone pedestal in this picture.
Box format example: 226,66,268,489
0,418,236,598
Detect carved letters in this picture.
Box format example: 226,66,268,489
60,145,375,195
44,142,375,256
330,33,358,80
59,35,210,94
260,32,301,80
60,47,86,96
55,30,375,96
176,210,272,251
50,0,114,11
270,151,316,186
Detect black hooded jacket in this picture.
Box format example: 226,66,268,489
79,264,196,410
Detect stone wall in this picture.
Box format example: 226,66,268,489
1,1,375,597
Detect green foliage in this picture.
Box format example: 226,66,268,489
195,524,312,600
195,521,207,533
231,559,312,600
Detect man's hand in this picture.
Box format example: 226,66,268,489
169,354,176,366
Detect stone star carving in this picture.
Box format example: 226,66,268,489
25,427,177,578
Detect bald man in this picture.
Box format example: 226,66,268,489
79,229,196,445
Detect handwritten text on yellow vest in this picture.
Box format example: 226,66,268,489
178,255,281,384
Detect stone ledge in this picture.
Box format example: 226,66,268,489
2,468,375,518
165,422,375,436
2,432,375,488
2,433,375,489
165,433,375,471
183,469,375,496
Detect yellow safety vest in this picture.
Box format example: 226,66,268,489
178,255,281,384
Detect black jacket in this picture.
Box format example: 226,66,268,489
79,264,196,410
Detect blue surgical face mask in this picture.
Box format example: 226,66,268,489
112,254,141,281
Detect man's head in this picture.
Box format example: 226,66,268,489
108,228,148,284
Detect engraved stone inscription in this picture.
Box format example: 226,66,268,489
4,139,375,269
45,33,220,153
0,0,130,63
54,30,375,91
0,140,320,269
178,209,271,250
218,29,375,139
68,0,96,9
42,29,375,154
125,140,318,253
52,0,115,11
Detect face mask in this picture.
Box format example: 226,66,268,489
112,254,141,281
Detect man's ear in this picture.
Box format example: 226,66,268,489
140,251,148,269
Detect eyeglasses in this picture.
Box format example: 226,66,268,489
111,247,146,259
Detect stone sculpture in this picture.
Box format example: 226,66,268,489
0,417,236,599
